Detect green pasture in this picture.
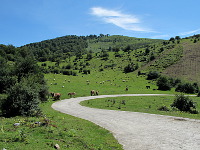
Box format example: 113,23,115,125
0,70,198,150
45,71,177,99
0,101,122,150
81,96,200,120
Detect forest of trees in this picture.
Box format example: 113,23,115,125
0,44,49,117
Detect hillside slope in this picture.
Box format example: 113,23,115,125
163,41,200,83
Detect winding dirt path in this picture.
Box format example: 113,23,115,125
52,94,200,150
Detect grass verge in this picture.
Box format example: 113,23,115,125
0,101,123,150
81,96,200,120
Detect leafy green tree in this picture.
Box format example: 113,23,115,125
175,36,181,40
157,76,171,91
2,80,41,117
147,71,160,80
86,53,93,61
171,94,197,113
15,56,40,81
124,63,138,73
175,83,198,94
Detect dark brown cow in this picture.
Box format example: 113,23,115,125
68,92,76,98
53,93,61,100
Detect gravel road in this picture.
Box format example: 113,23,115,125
51,94,200,150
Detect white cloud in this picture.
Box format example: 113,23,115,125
90,7,153,32
180,28,200,36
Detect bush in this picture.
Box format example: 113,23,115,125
171,94,197,113
124,63,138,73
147,71,160,80
157,76,171,91
175,82,198,94
83,69,90,74
1,81,41,117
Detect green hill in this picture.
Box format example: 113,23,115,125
20,34,200,83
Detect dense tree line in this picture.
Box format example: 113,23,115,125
22,35,89,62
0,45,48,117
22,34,164,62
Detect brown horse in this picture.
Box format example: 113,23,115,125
68,92,76,98
91,90,95,96
53,93,61,100
95,91,99,95
91,90,99,96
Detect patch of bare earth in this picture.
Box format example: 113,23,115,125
163,42,200,83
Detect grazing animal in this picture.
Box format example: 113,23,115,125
95,91,99,95
53,93,61,100
50,92,55,97
146,86,151,89
91,90,95,96
68,92,76,97
91,90,99,96
125,87,129,91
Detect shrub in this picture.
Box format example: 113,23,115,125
175,82,198,94
124,63,138,73
171,94,197,113
157,76,171,91
2,81,41,117
147,71,160,80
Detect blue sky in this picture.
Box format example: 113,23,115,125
1,0,200,47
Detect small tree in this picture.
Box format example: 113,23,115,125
157,76,171,91
2,81,41,117
171,94,197,113
147,71,160,80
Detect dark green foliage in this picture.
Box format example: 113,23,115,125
168,78,181,87
171,94,197,113
0,60,17,93
0,45,49,117
83,69,90,74
62,70,77,76
15,56,40,81
124,63,138,73
86,53,93,61
101,50,109,60
175,36,181,40
175,82,199,94
157,76,171,91
147,71,160,80
23,35,88,61
1,80,41,117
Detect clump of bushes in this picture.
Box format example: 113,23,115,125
146,71,160,80
171,94,198,114
124,63,138,73
147,70,199,93
157,76,171,91
175,82,199,94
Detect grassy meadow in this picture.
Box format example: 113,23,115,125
1,36,200,150
0,100,123,150
0,69,181,150
81,96,200,120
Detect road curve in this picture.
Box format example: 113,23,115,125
52,94,200,150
